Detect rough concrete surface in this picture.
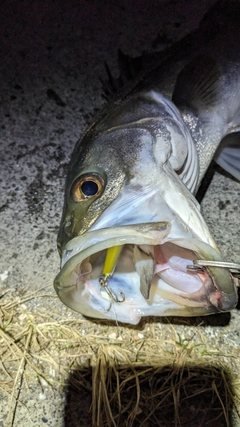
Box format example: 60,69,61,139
0,0,240,426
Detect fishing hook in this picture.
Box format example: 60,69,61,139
99,275,125,312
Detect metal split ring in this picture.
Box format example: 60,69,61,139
187,260,240,279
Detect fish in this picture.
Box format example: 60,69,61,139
54,1,240,325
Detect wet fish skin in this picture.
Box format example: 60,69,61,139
55,1,239,324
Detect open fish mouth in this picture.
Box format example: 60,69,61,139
54,222,237,324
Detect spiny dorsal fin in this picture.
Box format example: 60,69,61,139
99,61,119,99
172,55,223,113
100,49,143,100
117,48,143,81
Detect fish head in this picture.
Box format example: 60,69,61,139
55,95,237,324
58,93,196,250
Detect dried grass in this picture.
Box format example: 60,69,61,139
1,286,240,426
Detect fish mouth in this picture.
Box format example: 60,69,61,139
54,222,237,324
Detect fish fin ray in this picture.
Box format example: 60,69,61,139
215,132,240,181
172,55,223,113
100,49,144,100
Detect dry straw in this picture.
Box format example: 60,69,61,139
1,285,240,426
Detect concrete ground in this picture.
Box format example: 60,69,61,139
0,0,240,426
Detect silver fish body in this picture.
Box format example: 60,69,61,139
54,2,239,324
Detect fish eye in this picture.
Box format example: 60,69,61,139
71,173,105,202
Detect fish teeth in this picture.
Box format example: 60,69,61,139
133,245,155,299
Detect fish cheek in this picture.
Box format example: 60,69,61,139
57,198,95,247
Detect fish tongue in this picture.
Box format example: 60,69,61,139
133,245,155,299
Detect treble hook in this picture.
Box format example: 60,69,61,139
99,275,125,312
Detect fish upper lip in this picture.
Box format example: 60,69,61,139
60,222,171,268
54,223,237,315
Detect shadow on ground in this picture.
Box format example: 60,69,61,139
64,363,234,427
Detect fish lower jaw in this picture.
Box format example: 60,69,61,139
54,237,237,324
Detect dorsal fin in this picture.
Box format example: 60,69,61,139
172,55,223,113
117,49,143,81
100,49,143,100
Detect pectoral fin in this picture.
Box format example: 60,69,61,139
172,55,223,113
215,131,240,181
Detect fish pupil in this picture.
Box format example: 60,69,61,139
81,180,98,196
